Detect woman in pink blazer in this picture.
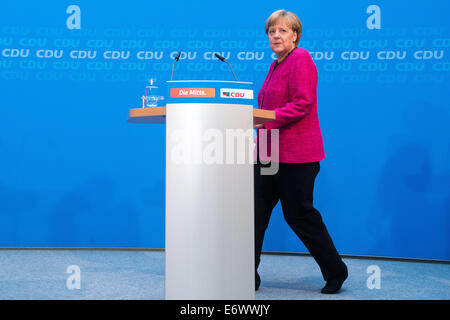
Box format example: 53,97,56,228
254,10,348,294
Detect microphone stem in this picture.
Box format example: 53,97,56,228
171,60,177,81
226,60,238,81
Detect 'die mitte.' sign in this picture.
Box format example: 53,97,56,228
171,88,215,98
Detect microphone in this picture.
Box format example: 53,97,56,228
171,52,181,80
214,53,238,81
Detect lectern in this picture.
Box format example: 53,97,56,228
129,80,274,300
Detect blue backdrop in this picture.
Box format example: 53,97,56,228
0,1,449,260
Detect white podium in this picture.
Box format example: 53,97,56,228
129,80,275,300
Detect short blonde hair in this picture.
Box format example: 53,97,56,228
265,9,303,47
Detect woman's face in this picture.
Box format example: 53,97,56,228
267,20,297,59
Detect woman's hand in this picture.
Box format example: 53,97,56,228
254,123,264,129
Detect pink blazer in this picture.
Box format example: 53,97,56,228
257,48,325,163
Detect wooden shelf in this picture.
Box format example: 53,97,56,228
128,107,275,125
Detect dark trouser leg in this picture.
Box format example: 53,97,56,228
254,163,279,271
277,162,347,281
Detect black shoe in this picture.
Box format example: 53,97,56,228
321,266,348,294
255,272,261,291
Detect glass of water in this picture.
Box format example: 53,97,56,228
145,78,165,107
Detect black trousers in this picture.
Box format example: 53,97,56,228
254,161,346,281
